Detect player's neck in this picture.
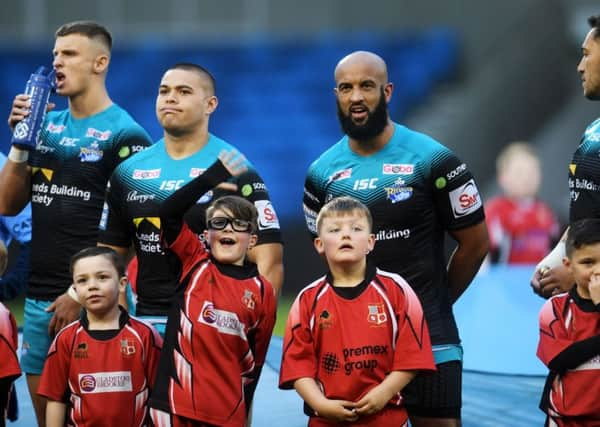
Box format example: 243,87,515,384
348,120,395,156
329,259,367,287
68,84,112,119
85,305,121,330
164,125,210,160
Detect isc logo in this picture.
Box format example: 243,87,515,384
159,180,184,191
353,178,378,190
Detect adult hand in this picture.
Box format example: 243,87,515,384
7,94,55,130
46,292,81,336
531,265,574,299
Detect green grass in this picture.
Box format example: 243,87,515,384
5,294,293,335
274,295,293,337
5,295,25,326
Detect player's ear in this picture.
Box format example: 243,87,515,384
93,53,109,74
247,233,258,250
367,233,376,253
118,276,128,293
562,256,571,270
313,236,325,255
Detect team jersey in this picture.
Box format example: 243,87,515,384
303,123,484,345
485,196,559,264
0,303,20,381
537,289,600,425
279,264,435,427
150,223,276,426
38,309,162,427
569,118,600,222
27,104,152,299
98,135,282,316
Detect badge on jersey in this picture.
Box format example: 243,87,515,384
367,304,387,325
449,179,482,218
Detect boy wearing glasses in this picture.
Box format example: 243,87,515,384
150,151,276,427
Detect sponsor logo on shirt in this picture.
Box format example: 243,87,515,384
242,182,268,197
79,371,133,393
303,205,318,235
189,168,206,178
353,178,378,191
242,290,256,310
74,342,88,359
449,179,482,218
36,144,55,154
86,127,112,141
31,182,91,207
321,352,341,374
318,310,334,330
79,142,104,163
132,169,161,180
46,123,66,133
327,168,352,184
197,190,213,204
199,301,246,339
375,228,410,241
133,223,162,254
445,163,467,181
382,163,414,175
126,191,156,203
367,304,387,325
59,137,79,146
384,178,413,203
341,344,389,375
255,200,280,230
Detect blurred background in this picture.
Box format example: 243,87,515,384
0,0,597,295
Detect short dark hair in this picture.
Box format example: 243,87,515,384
70,246,125,277
167,62,216,94
588,15,600,40
55,21,112,51
206,195,258,233
566,218,600,256
316,196,373,233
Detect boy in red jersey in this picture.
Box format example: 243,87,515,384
279,196,435,427
38,246,162,427
149,151,276,427
485,142,560,264
0,240,20,427
537,218,600,426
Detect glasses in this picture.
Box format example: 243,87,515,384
207,217,253,232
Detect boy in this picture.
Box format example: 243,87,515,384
279,196,435,427
537,218,600,426
38,247,162,427
149,151,276,427
486,142,559,264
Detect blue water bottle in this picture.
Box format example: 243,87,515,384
11,66,55,150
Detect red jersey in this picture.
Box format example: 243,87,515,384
537,289,600,426
38,309,162,427
150,223,276,427
485,196,559,264
279,265,435,427
0,303,19,380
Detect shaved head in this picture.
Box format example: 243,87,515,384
334,51,388,83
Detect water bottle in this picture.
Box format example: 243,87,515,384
11,66,55,150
